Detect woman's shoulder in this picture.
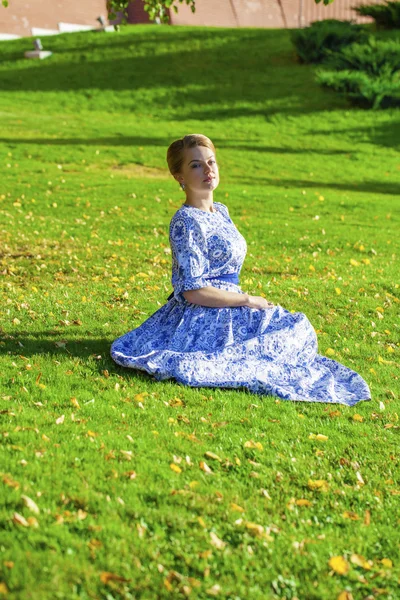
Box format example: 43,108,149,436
214,201,229,212
214,201,231,218
169,206,202,237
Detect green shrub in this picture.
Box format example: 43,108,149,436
316,68,400,109
290,19,369,64
322,37,400,76
353,0,400,29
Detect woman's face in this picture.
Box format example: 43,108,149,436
176,145,219,193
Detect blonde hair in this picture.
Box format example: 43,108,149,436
166,134,216,176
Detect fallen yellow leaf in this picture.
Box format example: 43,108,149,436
244,440,263,450
352,414,364,422
197,517,206,528
380,558,393,568
296,499,312,507
230,503,245,512
308,479,329,492
337,591,354,600
309,433,328,441
170,463,181,474
70,397,80,409
0,582,8,595
342,511,359,520
329,555,349,575
2,475,19,489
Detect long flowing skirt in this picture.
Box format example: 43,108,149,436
110,284,371,406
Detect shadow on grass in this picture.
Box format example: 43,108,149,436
2,331,161,384
243,176,400,196
3,331,113,359
307,119,400,151
0,136,352,157
0,27,344,117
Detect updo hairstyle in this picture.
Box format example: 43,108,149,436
166,134,216,176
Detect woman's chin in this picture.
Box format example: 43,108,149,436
203,180,218,189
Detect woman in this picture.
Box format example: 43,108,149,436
110,134,371,406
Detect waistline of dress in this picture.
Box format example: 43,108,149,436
167,272,240,302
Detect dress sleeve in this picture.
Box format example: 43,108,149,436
215,202,232,222
169,213,210,301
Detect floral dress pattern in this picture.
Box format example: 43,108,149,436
110,201,371,406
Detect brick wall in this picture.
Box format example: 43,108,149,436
0,0,108,36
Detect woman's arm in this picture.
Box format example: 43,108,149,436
183,287,248,308
183,287,274,309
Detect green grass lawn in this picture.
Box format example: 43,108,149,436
0,24,399,600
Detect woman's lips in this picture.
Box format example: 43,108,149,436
204,177,214,182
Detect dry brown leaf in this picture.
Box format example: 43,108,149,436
168,397,184,407
2,475,19,489
206,584,221,596
12,512,29,527
350,554,371,570
70,397,80,409
26,516,39,528
342,511,359,520
120,450,133,461
199,461,213,474
204,451,222,462
21,495,40,515
209,531,226,550
100,571,131,585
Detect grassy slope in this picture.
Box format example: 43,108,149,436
0,25,399,600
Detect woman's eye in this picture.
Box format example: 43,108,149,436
191,164,199,168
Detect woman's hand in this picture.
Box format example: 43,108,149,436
244,295,274,310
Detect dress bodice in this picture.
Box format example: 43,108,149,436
169,201,247,300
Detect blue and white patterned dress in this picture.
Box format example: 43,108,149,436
110,201,371,406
